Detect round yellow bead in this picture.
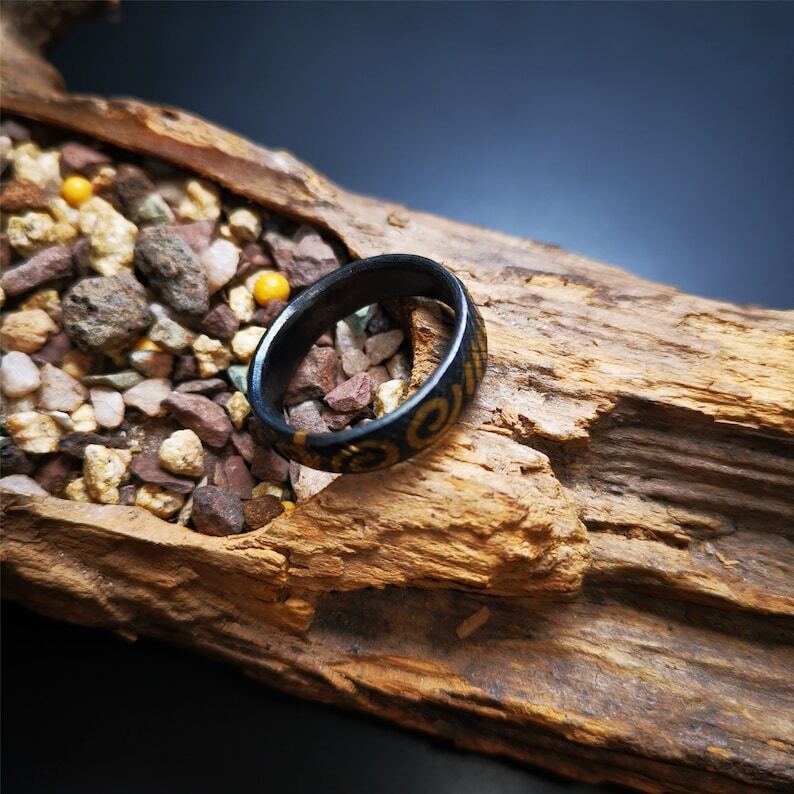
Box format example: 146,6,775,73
253,272,290,306
281,500,296,512
133,337,163,353
61,175,93,208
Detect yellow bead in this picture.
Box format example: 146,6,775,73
253,272,290,306
281,500,296,512
61,175,93,208
133,337,163,353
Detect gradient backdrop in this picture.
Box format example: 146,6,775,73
3,2,793,793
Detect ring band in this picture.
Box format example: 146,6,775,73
247,254,487,473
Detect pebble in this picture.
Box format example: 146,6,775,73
59,142,111,174
227,284,254,323
46,410,75,431
78,196,138,275
71,403,98,433
324,372,373,413
119,484,138,505
82,369,143,390
225,391,251,430
284,346,338,405
265,226,339,288
179,179,221,222
252,298,286,327
9,142,61,189
290,464,339,502
387,351,411,380
148,317,195,354
174,378,226,395
135,483,185,519
134,225,209,316
4,393,37,414
0,440,33,475
250,446,290,482
227,364,249,394
334,319,366,355
1,351,41,397
320,406,358,432
64,477,92,502
251,480,288,500
230,325,265,364
190,485,244,536
30,330,71,367
0,180,52,213
58,432,127,459
230,429,256,463
35,453,78,495
0,245,74,297
172,354,198,383
163,392,233,448
367,305,393,334
123,378,172,417
227,207,262,243
113,164,155,217
0,474,48,496
61,349,94,380
191,334,233,377
287,400,329,434
340,348,370,377
129,350,174,379
374,378,408,417
365,329,405,365
219,456,255,499
366,365,391,390
61,273,152,352
242,495,284,531
199,302,239,341
0,119,30,140
158,429,204,477
135,192,174,225
129,455,195,494
171,220,215,254
201,239,239,295
89,386,125,429
345,304,378,335
6,212,76,256
37,363,87,412
20,287,62,322
0,308,58,353
83,444,131,504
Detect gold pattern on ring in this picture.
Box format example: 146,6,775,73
331,439,400,472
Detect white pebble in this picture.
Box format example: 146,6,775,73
90,386,125,429
1,351,41,398
201,239,239,294
0,474,48,497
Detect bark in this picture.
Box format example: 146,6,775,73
1,6,792,791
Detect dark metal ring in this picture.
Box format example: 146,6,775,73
247,254,487,473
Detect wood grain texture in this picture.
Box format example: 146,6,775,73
1,6,793,791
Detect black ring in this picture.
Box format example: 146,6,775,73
247,254,487,473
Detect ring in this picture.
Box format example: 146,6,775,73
247,254,487,473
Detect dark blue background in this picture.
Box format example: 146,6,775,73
3,3,792,794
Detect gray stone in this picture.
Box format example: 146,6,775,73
62,273,152,353
82,370,144,390
134,225,209,316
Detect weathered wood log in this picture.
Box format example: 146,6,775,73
1,7,792,792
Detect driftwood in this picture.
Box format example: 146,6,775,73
1,6,793,792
